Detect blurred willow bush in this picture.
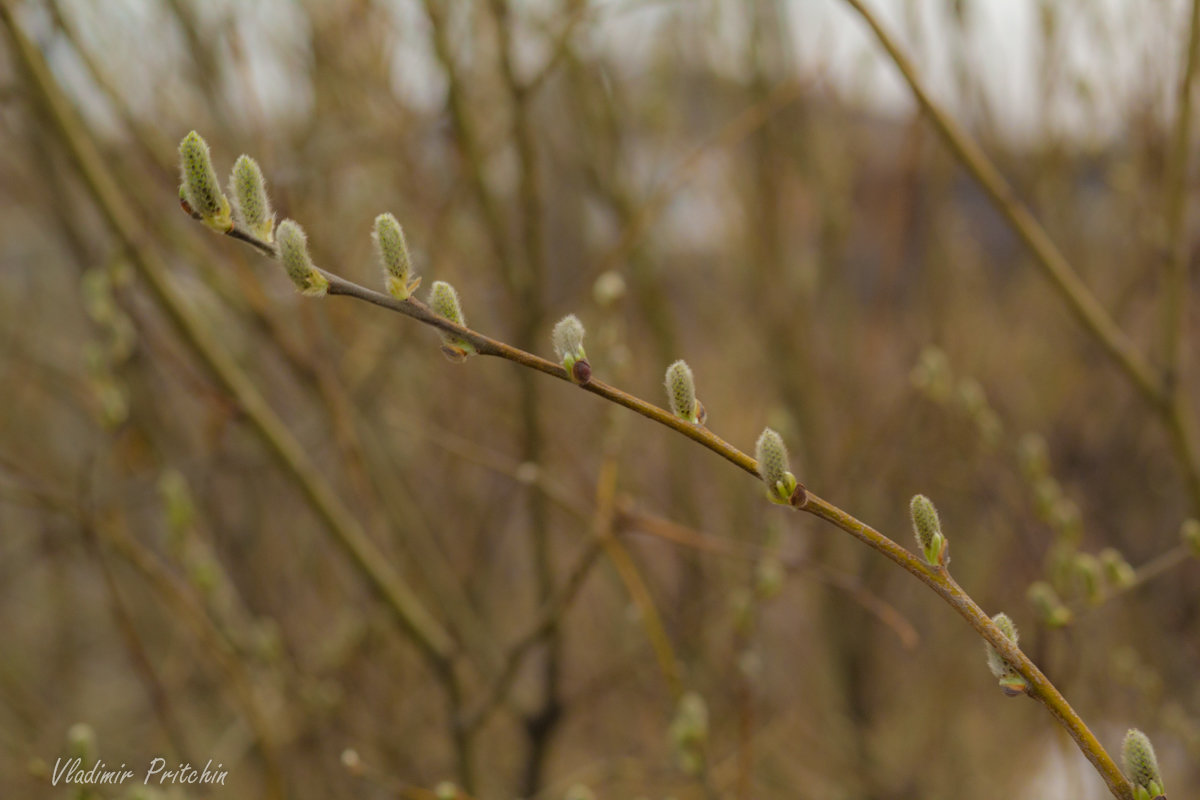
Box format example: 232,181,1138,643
1,1,1198,798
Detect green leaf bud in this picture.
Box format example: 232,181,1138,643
179,131,232,231
592,270,626,307
1181,518,1200,557
1122,729,1165,799
1027,580,1073,627
275,220,329,296
1072,552,1103,605
957,377,986,415
552,314,591,384
664,359,700,423
910,345,953,402
1016,432,1050,480
429,280,475,362
339,748,363,775
157,468,195,540
229,155,275,242
563,784,596,800
1032,476,1062,520
673,692,708,744
975,408,1003,448
1051,498,1084,544
668,691,708,776
373,213,420,300
755,427,801,505
909,494,948,566
755,554,785,599
728,587,755,634
1099,547,1137,589
984,612,1029,696
66,722,96,762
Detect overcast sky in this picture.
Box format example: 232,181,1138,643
578,0,1192,143
798,0,1188,141
42,0,1196,147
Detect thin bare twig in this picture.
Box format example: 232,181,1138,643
101,517,287,800
1163,0,1200,378
1071,544,1195,617
838,2,1157,399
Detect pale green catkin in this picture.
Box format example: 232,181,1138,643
668,691,709,777
373,213,419,300
1026,580,1073,627
909,494,945,566
1099,547,1136,588
179,131,232,231
430,280,465,326
1072,552,1103,604
984,612,1028,696
552,314,586,363
429,281,474,360
275,220,328,296
66,723,96,762
552,314,590,384
1122,729,1165,799
229,155,275,242
755,427,797,504
664,359,697,422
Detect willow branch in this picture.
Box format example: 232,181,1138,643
208,212,1132,797
801,499,1132,799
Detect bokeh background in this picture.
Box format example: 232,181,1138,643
2,1,1199,798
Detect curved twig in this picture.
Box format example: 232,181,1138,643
210,218,1133,798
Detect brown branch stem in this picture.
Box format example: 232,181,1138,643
214,217,1131,798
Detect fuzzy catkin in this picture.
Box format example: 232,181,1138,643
373,213,418,299
229,155,274,241
664,360,696,422
755,428,789,489
909,494,947,565
430,281,465,327
1122,729,1164,796
984,613,1018,676
552,314,586,362
909,495,941,553
276,220,328,296
179,131,231,230
428,280,475,360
